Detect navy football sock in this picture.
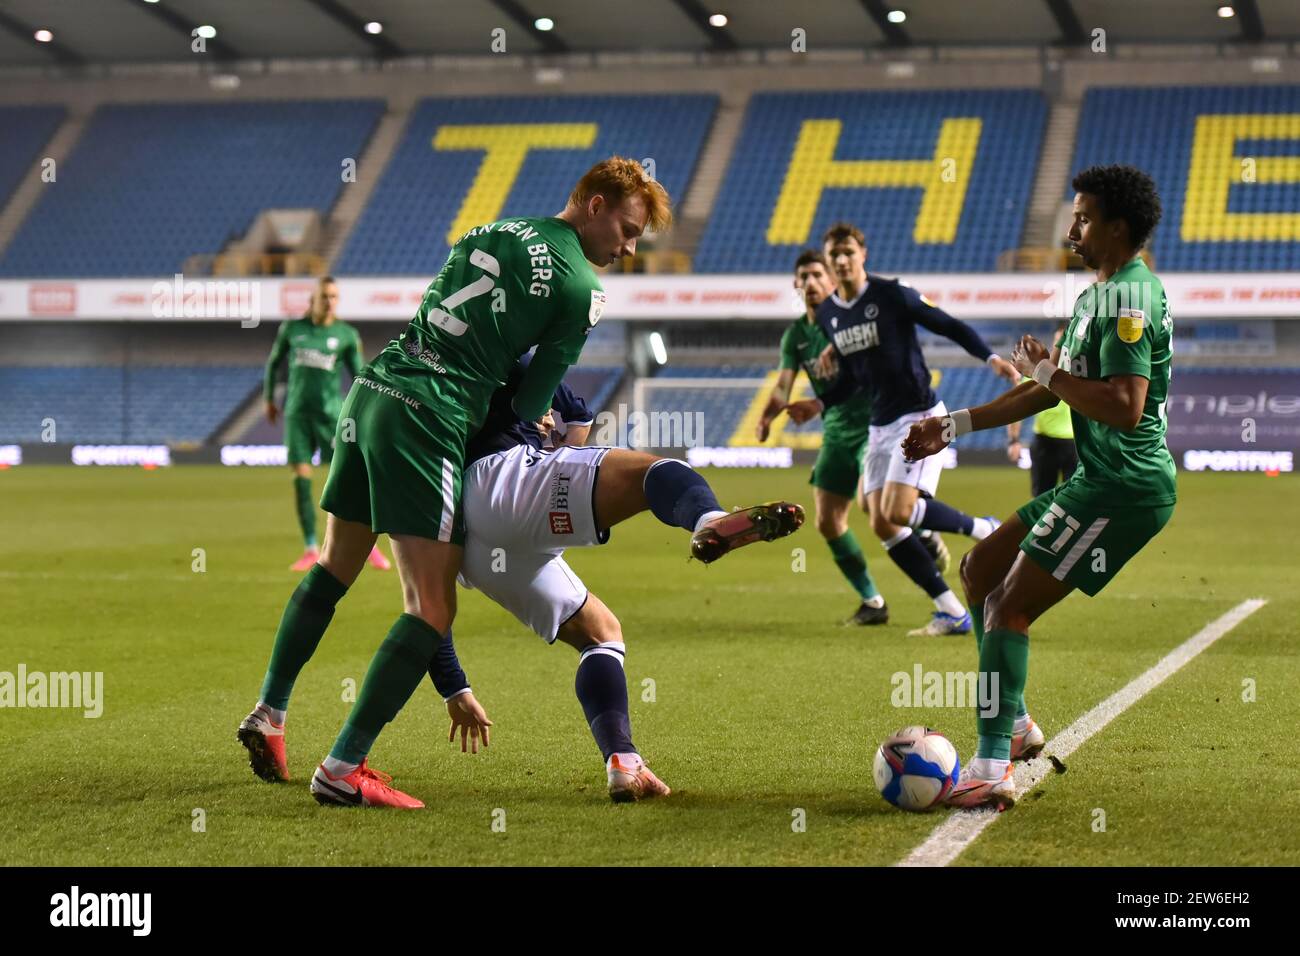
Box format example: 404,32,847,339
883,528,949,599
643,459,722,532
909,497,975,536
574,642,634,760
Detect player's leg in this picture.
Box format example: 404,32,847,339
868,481,970,636
812,438,886,625
309,387,472,808
591,449,804,562
239,427,375,782
1029,434,1054,498
556,593,670,802
312,535,460,809
958,512,1041,760
285,412,319,569
947,551,1074,810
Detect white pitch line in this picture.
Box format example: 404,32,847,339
897,598,1268,868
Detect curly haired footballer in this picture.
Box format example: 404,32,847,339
1071,164,1163,250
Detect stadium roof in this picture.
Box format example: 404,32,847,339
0,0,1292,67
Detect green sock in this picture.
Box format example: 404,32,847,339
971,601,1028,722
294,476,317,548
331,614,441,764
827,530,879,600
259,564,348,710
976,628,1030,761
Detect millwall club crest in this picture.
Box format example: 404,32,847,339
831,317,838,328
863,303,879,319
588,290,607,328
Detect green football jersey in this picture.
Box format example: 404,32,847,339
369,216,603,432
1059,255,1176,507
263,316,363,418
779,316,872,446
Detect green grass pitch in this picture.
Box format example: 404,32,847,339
1,464,1296,866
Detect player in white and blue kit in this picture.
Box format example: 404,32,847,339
788,223,1020,635
434,357,805,801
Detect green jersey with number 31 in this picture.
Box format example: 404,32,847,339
369,216,603,432
1060,254,1176,507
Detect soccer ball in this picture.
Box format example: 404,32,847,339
873,725,960,812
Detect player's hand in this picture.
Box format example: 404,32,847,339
990,354,1021,385
815,345,838,379
446,691,492,754
1006,440,1022,464
265,401,279,424
755,416,776,442
900,416,951,462
535,410,556,444
785,398,823,425
1010,335,1050,379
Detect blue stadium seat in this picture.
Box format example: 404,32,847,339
335,94,717,275
0,106,64,211
0,100,384,277
1070,85,1300,271
0,366,261,443
695,89,1047,273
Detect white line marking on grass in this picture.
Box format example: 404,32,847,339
897,598,1267,868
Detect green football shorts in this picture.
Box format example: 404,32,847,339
283,412,336,465
319,376,467,544
1016,478,1174,596
809,436,868,500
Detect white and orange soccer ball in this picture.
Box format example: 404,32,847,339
873,725,960,812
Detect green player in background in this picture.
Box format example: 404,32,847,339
903,164,1174,810
756,250,888,625
262,276,390,572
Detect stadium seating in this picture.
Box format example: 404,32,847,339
1070,85,1300,271
0,105,64,211
335,94,717,275
0,366,261,443
695,89,1047,273
0,100,384,278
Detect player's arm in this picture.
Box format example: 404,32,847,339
757,368,796,442
262,322,290,423
427,634,492,754
901,376,1060,461
1006,418,1023,463
345,327,364,376
513,277,599,421
786,356,866,423
1012,324,1150,431
551,381,593,447
902,285,1020,384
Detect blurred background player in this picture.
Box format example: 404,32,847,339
1007,321,1078,496
262,275,390,572
788,222,1020,635
445,357,804,802
903,164,1174,810
755,249,886,625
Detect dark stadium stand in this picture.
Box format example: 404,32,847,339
0,100,384,278
0,365,262,443
694,89,1047,274
0,106,65,210
1070,85,1300,271
334,94,717,276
